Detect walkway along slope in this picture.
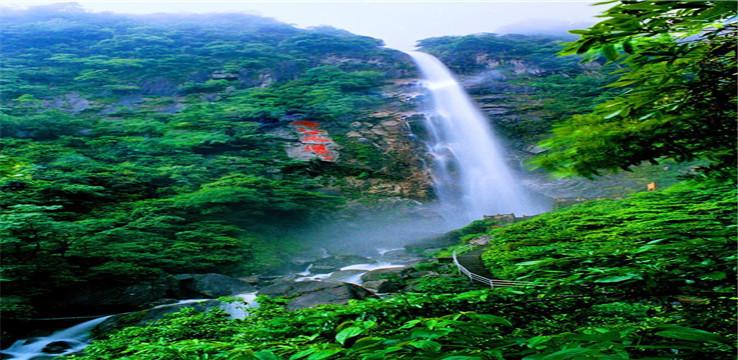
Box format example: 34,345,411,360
452,241,538,288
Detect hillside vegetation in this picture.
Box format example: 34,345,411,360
71,181,736,360
0,3,413,330
66,1,736,359
1,1,735,358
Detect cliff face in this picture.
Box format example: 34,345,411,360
264,87,434,201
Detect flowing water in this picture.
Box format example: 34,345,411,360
407,51,549,226
1,316,111,360
0,295,260,360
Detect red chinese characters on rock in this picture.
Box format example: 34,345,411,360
303,144,331,154
292,120,336,162
301,136,330,143
297,128,326,135
292,120,320,127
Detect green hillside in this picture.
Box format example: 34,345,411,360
72,181,737,360
0,3,413,332
1,1,735,358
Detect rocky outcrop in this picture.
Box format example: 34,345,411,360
360,267,411,282
308,255,376,274
363,279,402,293
139,76,179,96
44,273,254,317
258,280,376,311
45,280,173,316
41,92,92,114
172,273,256,298
338,112,432,199
284,120,340,162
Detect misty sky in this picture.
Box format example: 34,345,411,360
4,1,608,50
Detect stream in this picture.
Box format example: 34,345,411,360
0,247,420,360
1,316,111,360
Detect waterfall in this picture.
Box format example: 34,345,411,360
407,51,549,226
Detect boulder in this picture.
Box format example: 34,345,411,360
309,265,338,274
323,270,365,283
45,273,255,316
310,255,376,273
376,249,424,265
46,279,172,315
361,267,411,282
258,280,376,311
41,341,74,354
172,273,255,299
362,279,402,293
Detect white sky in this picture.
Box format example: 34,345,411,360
3,1,608,50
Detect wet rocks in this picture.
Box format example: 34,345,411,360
40,341,75,354
257,280,376,311
360,267,411,282
362,279,403,293
172,273,255,299
309,255,376,274
45,273,254,316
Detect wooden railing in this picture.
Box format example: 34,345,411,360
452,243,539,288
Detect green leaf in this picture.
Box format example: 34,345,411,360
350,337,384,350
466,313,512,327
602,44,619,61
604,109,622,119
442,356,483,360
594,273,642,283
516,259,548,266
576,38,598,54
623,40,634,54
655,326,731,344
306,349,342,360
409,340,441,353
700,271,726,280
569,330,624,342
542,347,599,360
253,351,283,360
410,328,453,339
289,348,316,360
526,335,554,348
335,326,364,345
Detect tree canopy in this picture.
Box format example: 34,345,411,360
532,0,737,179
0,4,407,334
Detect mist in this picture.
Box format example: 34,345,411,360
3,1,607,51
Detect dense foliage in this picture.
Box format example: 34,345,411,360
3,1,736,358
69,182,736,359
417,33,579,74
532,0,737,178
0,4,410,332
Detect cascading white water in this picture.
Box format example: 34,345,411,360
0,294,261,359
1,316,111,360
407,51,549,226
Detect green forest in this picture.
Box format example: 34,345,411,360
1,1,736,359
1,3,412,327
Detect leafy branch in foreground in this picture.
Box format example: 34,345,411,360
533,1,737,179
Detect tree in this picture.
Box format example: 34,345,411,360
532,1,737,179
